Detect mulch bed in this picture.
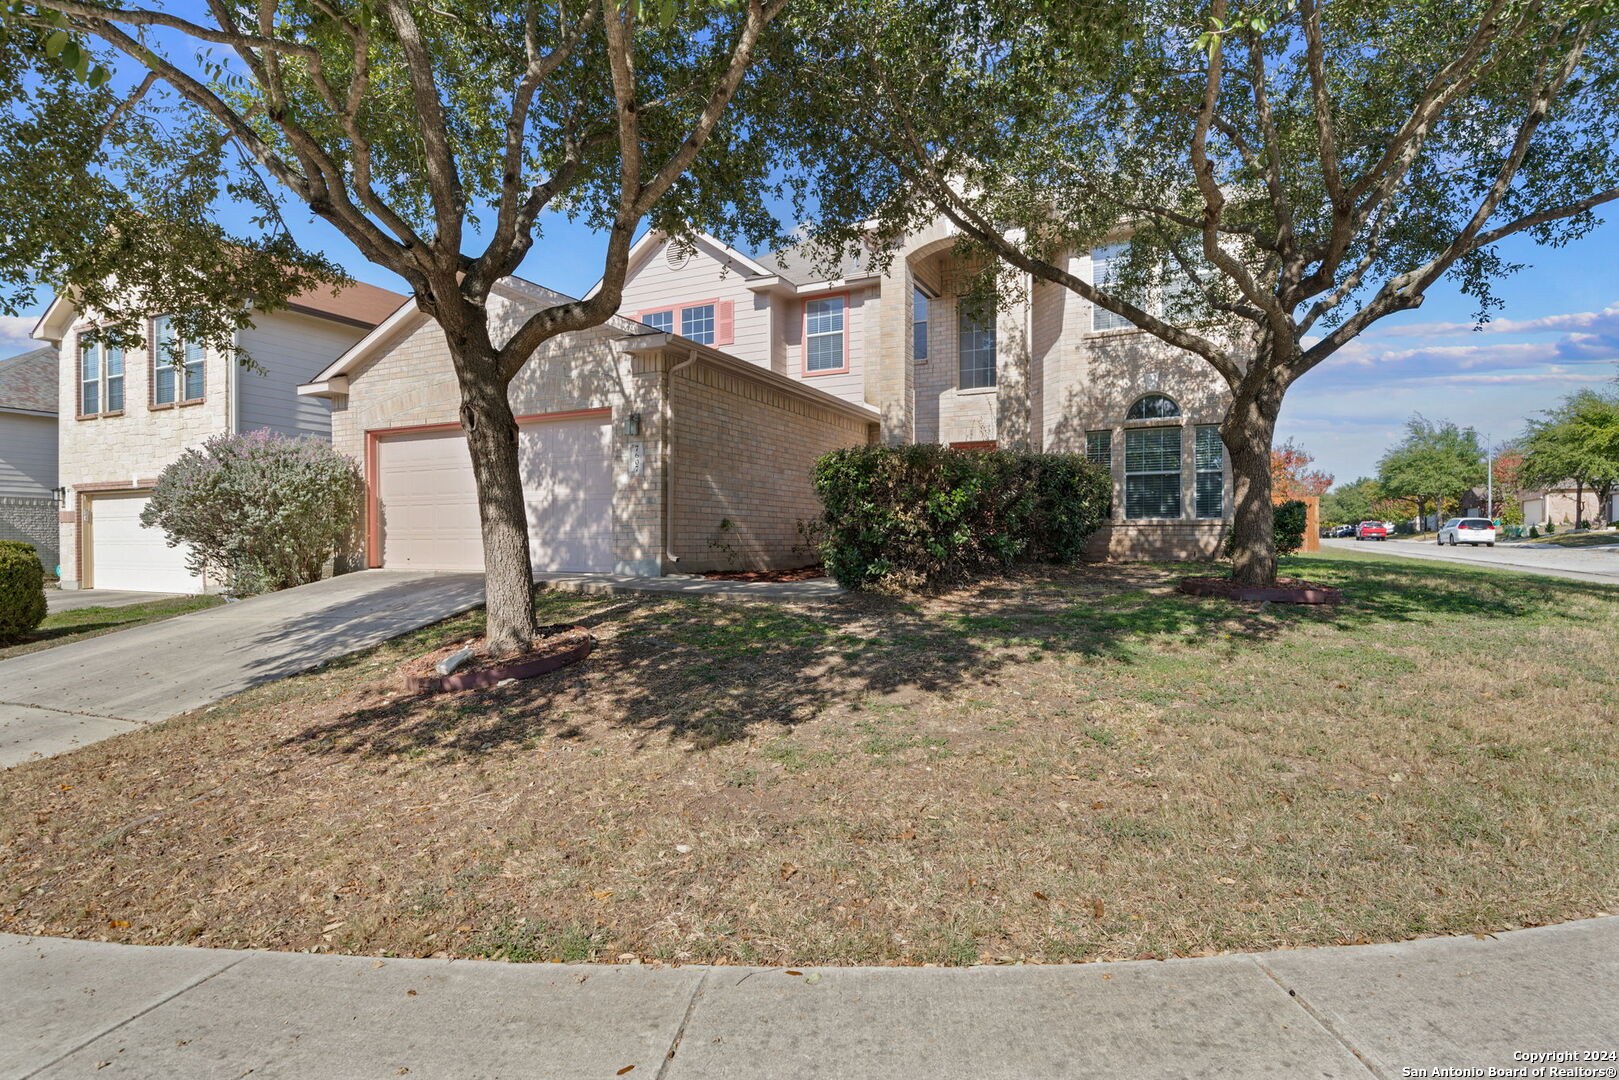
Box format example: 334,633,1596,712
701,566,826,583
1178,575,1343,604
401,624,595,693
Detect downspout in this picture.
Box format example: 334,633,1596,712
662,349,697,567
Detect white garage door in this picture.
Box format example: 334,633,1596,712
374,415,614,573
88,492,204,593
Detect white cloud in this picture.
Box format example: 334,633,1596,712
0,315,40,350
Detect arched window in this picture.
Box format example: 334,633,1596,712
1127,393,1180,420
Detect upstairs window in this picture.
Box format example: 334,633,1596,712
1085,430,1112,468
642,309,674,334
78,337,124,416
681,303,715,344
1195,425,1224,518
152,317,205,405
804,295,847,374
912,288,929,361
958,302,996,389
1090,244,1133,332
1126,393,1180,421
1125,426,1182,519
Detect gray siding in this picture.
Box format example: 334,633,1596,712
0,411,57,499
235,311,368,439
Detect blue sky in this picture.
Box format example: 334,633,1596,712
4,192,1614,486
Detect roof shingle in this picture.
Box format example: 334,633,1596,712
0,346,57,414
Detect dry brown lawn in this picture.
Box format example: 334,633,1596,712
2,550,1615,967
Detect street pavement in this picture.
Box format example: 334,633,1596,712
2,917,1614,1079
1321,535,1619,584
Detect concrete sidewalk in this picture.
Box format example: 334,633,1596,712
0,571,484,768
3,918,1613,1079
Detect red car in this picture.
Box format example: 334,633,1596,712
1355,520,1388,541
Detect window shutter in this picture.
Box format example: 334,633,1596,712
715,301,734,346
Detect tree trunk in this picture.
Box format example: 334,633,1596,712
455,347,540,657
1222,389,1282,587
1574,479,1585,528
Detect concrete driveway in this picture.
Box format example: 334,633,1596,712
44,589,184,613
1322,536,1619,584
0,571,484,768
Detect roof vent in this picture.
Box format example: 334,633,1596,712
666,244,692,270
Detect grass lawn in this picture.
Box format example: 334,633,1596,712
0,595,224,661
2,550,1615,967
1513,531,1619,550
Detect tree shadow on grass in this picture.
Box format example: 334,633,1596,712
280,555,1612,761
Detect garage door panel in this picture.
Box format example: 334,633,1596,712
519,418,614,573
375,416,613,574
89,493,204,593
375,431,482,572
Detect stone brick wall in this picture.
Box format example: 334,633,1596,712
1084,522,1226,562
0,496,59,572
669,356,875,572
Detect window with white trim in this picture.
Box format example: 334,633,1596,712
957,302,996,389
642,309,674,333
1085,430,1112,468
1195,425,1224,518
78,337,124,415
680,303,715,344
912,288,929,361
152,316,205,405
1125,426,1182,519
1090,244,1133,331
1126,393,1180,420
805,295,846,372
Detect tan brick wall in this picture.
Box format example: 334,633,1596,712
1084,522,1226,562
669,358,874,572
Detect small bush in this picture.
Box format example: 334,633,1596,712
0,541,46,644
1545,521,1556,534
1222,499,1308,560
812,444,1111,591
141,430,364,595
1529,525,1539,538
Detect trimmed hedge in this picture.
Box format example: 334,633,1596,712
0,540,46,644
812,445,1112,591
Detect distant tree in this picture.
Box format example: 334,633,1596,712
1320,476,1380,525
1377,416,1485,528
1489,446,1526,523
1519,390,1619,527
1271,439,1333,500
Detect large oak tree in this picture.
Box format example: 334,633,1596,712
777,0,1619,585
2,0,791,652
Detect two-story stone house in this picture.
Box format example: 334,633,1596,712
611,219,1235,559
32,281,403,592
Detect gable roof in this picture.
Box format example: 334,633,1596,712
0,346,57,415
757,237,880,287
31,278,407,343
301,276,654,389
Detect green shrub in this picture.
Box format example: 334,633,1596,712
141,430,365,595
0,541,46,644
1545,521,1556,533
812,444,1111,591
1222,499,1308,560
1529,525,1539,538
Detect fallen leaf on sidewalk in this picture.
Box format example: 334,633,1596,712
616,1067,635,1075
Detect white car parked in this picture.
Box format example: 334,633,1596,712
1438,517,1497,546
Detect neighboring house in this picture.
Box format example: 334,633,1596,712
32,281,404,592
608,220,1234,559
1521,484,1618,528
298,277,876,575
0,346,60,571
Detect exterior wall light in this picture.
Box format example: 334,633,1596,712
624,412,642,437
